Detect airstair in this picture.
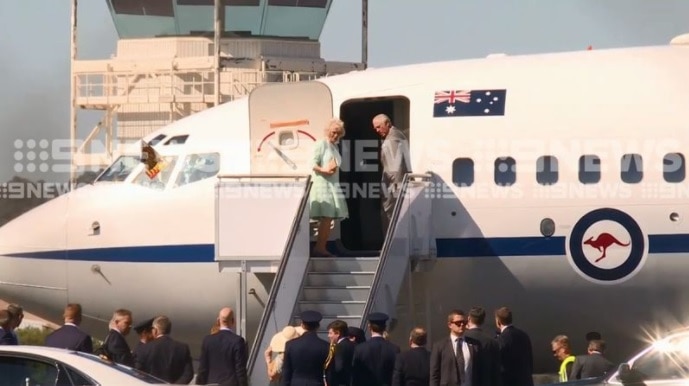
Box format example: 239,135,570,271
214,173,433,386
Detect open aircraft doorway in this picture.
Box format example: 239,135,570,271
338,96,410,253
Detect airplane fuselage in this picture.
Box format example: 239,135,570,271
1,42,689,373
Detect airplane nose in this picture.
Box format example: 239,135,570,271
0,193,70,300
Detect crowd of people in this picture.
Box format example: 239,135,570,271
1,302,249,385
1,300,618,385
265,306,614,386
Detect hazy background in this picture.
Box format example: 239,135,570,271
1,0,688,184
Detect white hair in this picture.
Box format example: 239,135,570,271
373,114,391,125
325,118,345,136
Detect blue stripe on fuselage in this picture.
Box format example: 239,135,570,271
4,244,215,263
3,234,689,262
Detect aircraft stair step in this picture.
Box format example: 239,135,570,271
301,286,371,302
308,257,379,272
296,300,367,315
304,272,375,286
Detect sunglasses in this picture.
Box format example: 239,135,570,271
450,320,467,327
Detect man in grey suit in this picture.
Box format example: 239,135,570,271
372,114,410,234
570,339,615,380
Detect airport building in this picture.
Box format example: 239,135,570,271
71,0,363,182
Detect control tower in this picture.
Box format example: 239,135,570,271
71,0,364,175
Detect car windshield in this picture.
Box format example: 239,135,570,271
630,334,689,381
96,155,141,182
73,352,168,383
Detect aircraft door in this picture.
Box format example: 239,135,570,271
248,82,334,175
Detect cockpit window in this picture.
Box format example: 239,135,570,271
164,135,189,145
148,134,166,146
132,156,178,190
174,153,220,187
96,155,140,182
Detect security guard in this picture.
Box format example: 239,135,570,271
552,335,576,382
281,310,329,386
352,312,400,386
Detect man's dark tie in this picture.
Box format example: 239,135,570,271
455,337,466,382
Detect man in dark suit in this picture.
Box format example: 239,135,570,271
494,307,534,386
7,304,23,344
196,307,248,386
352,312,400,386
325,319,354,386
430,309,471,386
281,310,329,386
464,306,500,386
45,303,93,353
136,316,193,384
131,317,155,363
0,310,18,345
100,309,135,367
570,339,615,380
392,326,430,386
347,326,366,344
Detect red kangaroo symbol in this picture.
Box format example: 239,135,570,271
583,233,630,263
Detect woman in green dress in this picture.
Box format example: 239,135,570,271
310,118,349,257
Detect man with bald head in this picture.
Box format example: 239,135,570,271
196,307,248,386
372,114,410,233
45,303,93,353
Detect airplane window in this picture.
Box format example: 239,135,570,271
96,155,140,182
174,152,220,187
132,156,178,190
494,157,516,186
537,155,558,185
579,155,601,184
164,135,189,145
452,158,474,187
664,153,685,183
621,154,643,184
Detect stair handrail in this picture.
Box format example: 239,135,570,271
359,173,433,328
245,175,313,375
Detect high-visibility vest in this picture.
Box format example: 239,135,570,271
559,355,576,382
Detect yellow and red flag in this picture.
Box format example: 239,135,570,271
140,140,165,180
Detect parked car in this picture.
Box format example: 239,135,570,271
544,326,689,385
0,345,170,385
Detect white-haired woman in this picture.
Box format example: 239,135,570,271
309,118,349,257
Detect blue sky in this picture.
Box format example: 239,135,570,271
1,0,688,182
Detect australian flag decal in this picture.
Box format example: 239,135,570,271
433,89,507,117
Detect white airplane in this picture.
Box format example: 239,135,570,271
1,34,689,376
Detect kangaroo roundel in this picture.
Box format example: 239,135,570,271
567,208,647,284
